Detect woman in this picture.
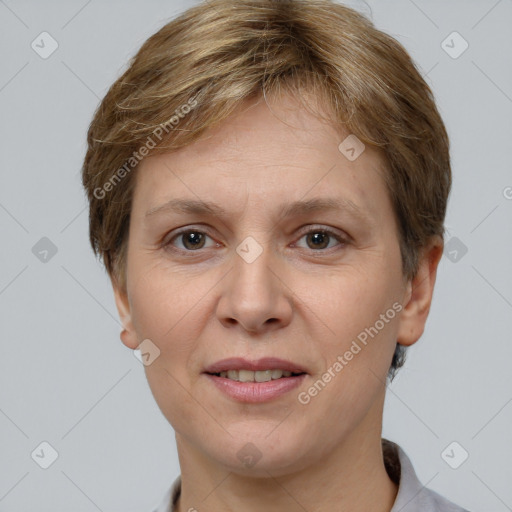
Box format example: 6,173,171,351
82,1,468,510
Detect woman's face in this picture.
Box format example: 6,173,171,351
114,92,418,476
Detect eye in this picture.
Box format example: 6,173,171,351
293,227,347,251
164,229,217,251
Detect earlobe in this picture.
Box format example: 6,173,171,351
112,280,139,350
396,236,444,347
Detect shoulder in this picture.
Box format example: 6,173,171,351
383,439,470,512
150,475,180,512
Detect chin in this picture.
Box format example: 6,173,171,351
204,430,316,477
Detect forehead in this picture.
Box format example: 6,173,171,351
132,92,391,223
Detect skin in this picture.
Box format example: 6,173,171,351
112,91,443,512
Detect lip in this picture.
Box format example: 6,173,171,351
205,373,307,403
203,357,308,374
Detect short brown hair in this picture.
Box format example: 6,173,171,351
81,0,451,377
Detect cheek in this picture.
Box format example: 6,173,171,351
128,262,209,426
298,272,400,430
303,265,402,407
128,257,204,340
311,264,401,339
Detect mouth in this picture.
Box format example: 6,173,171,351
202,357,308,403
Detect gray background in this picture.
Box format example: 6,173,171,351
1,0,511,510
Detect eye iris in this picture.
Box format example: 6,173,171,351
183,231,205,250
307,232,329,249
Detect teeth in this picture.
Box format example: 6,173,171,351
216,369,301,382
271,369,283,379
238,370,254,382
255,370,272,382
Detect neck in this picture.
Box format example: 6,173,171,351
174,396,397,512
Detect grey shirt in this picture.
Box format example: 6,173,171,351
151,439,469,512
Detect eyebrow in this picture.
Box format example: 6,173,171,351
145,197,370,222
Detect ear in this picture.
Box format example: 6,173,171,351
111,278,139,350
396,236,444,347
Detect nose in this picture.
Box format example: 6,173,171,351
216,236,293,334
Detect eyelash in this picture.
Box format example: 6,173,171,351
161,225,349,255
